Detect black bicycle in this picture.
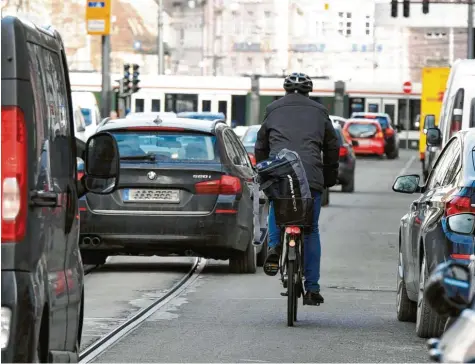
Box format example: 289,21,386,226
272,197,314,327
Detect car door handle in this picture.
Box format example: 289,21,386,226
29,190,59,207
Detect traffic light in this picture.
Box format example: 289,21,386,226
132,64,140,93
391,0,398,18
123,64,131,94
422,0,429,14
403,0,410,17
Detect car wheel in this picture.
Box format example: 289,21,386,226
229,237,257,274
396,250,416,322
321,188,330,207
81,251,107,266
415,254,446,338
341,175,355,193
256,234,268,267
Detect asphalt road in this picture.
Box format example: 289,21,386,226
86,150,430,363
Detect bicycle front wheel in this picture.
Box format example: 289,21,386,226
287,259,296,327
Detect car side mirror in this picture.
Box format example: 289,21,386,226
84,132,120,194
423,114,436,134
424,260,472,317
392,174,421,194
351,140,359,147
426,127,442,147
447,213,475,235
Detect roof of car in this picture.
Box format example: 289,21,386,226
351,112,390,118
346,118,381,124
97,117,225,134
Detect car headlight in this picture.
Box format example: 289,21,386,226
1,307,12,349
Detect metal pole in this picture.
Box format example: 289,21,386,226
468,0,474,59
201,1,206,76
405,96,410,150
100,35,111,119
158,0,164,74
212,5,217,76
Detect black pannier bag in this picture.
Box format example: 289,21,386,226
256,149,313,227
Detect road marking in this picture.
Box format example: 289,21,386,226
397,155,416,176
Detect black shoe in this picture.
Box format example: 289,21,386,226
303,291,324,306
263,247,280,276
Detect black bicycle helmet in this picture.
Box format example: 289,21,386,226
283,72,313,94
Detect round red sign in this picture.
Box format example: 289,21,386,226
403,81,412,94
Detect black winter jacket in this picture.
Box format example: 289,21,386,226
254,93,339,192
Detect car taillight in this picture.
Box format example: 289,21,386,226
339,146,348,157
77,171,84,180
1,106,27,243
248,153,256,166
385,128,395,137
375,131,384,139
195,175,242,195
445,196,475,216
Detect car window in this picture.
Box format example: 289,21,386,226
352,114,389,129
426,138,458,189
333,127,344,145
110,131,220,163
229,130,253,168
347,123,378,138
81,108,92,126
441,139,461,186
242,127,260,145
449,89,464,138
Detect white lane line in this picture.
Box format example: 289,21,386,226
397,155,416,176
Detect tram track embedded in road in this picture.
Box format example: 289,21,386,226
78,257,206,363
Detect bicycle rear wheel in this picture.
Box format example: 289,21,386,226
287,259,296,326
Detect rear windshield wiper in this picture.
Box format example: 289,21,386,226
120,154,156,161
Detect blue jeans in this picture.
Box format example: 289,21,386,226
268,191,322,292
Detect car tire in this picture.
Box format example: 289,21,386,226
396,250,416,322
229,238,257,274
321,188,330,207
81,251,107,266
341,176,355,193
256,234,268,267
415,254,446,338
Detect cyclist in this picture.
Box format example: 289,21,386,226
254,72,339,306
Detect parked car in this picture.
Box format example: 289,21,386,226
240,124,330,205
350,112,399,159
1,16,120,363
343,119,386,157
423,61,475,180
424,258,475,363
392,128,475,338
333,122,357,192
78,117,267,273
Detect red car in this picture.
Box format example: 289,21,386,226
343,119,385,156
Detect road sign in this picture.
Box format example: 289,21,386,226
86,0,111,35
403,81,412,94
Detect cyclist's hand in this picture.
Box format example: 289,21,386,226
323,166,338,188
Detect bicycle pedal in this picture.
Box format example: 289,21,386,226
280,291,288,296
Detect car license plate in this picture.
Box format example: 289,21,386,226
357,139,370,146
122,189,180,203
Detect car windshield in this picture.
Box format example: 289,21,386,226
80,108,93,126
110,131,220,164
242,127,260,145
353,114,389,129
347,123,378,138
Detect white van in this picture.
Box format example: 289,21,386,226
424,59,475,176
71,91,101,142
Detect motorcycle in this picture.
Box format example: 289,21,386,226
424,253,475,363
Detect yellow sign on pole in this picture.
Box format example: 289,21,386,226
85,0,111,35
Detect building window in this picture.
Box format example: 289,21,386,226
338,12,343,17
346,12,351,18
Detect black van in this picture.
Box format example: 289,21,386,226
1,16,120,362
